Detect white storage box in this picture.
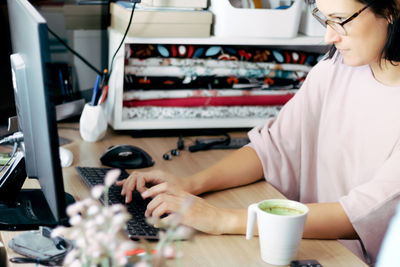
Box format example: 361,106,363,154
209,0,304,38
299,4,325,36
110,3,213,38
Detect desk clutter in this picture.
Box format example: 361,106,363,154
122,43,324,121
109,0,311,39
46,62,85,121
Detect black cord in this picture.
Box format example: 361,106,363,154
9,256,62,266
47,27,103,76
107,2,137,82
46,1,137,85
188,133,231,152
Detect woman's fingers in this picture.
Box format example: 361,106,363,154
141,182,177,199
117,171,157,202
136,175,147,193
145,193,175,217
148,191,224,235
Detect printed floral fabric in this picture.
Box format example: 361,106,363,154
122,44,323,117
123,106,281,120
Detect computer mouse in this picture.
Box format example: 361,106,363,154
59,147,73,168
100,144,155,169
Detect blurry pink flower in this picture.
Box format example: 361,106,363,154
69,259,82,267
87,205,100,216
69,215,82,226
64,249,80,264
95,214,106,225
104,169,121,187
50,226,67,238
135,261,150,267
162,245,175,259
66,202,84,217
91,185,105,199
111,204,125,213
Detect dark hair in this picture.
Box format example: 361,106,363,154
305,0,400,63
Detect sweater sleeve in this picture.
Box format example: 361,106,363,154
339,147,400,264
247,59,329,200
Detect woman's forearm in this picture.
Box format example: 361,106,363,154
185,146,264,195
304,202,358,239
216,202,357,238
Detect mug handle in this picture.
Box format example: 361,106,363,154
246,203,258,240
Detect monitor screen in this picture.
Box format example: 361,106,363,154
6,0,71,227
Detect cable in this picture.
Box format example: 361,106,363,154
0,142,18,174
0,132,23,145
188,133,231,152
47,1,138,86
107,1,137,82
47,27,102,76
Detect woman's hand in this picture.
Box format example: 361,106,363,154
115,170,188,203
141,182,230,235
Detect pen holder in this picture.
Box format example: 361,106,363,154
79,103,107,142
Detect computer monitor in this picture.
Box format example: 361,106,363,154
0,0,73,229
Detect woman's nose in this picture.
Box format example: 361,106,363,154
324,25,342,45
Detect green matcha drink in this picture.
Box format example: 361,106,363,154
259,201,305,216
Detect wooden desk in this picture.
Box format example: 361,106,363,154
0,124,367,267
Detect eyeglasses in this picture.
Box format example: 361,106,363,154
312,5,370,35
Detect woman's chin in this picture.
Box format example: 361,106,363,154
342,57,365,67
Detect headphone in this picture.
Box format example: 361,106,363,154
163,135,185,160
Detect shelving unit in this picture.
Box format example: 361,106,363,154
104,28,326,130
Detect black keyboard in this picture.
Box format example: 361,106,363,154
75,166,159,240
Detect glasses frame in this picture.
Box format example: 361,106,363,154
312,5,370,35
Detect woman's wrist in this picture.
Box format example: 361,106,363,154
182,174,208,195
216,208,247,235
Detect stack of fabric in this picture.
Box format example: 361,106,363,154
122,43,324,120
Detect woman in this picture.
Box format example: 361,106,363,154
117,0,400,264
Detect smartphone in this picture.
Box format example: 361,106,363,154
290,259,323,267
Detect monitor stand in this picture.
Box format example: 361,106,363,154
0,152,74,230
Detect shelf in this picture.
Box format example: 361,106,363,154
104,28,325,130
110,28,326,46
112,118,268,130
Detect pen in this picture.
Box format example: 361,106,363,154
97,85,109,105
125,248,156,257
96,69,109,105
99,69,108,89
90,74,101,106
58,69,68,102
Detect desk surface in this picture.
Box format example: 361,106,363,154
0,124,367,267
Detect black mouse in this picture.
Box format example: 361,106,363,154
100,144,155,169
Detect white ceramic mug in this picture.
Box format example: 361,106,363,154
79,103,107,142
246,199,309,266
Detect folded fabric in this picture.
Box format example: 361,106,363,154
124,65,306,81
126,44,322,66
124,89,298,101
123,94,294,107
124,75,302,90
126,58,313,72
123,105,282,120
